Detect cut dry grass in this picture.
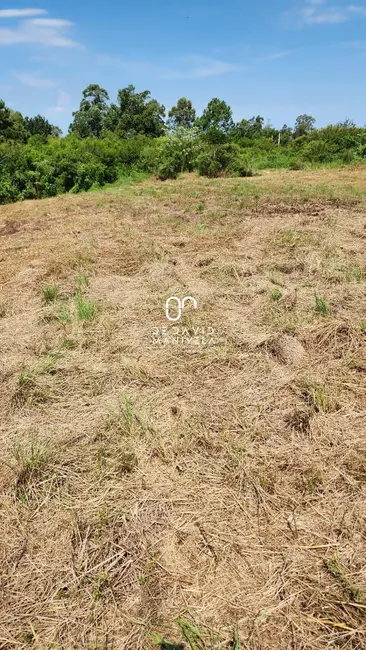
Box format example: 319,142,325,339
1,168,366,649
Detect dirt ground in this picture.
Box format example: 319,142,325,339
1,167,366,649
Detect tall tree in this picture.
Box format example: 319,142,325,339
81,84,110,107
168,97,196,130
294,114,316,138
104,84,166,138
196,98,233,143
69,84,110,138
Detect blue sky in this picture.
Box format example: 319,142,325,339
0,0,365,133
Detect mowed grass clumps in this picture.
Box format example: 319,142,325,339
45,275,98,325
1,168,366,650
11,354,61,407
11,438,52,501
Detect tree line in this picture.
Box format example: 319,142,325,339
0,83,365,204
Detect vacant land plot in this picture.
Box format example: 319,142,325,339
1,167,366,650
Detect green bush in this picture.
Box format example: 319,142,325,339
195,150,221,177
196,143,254,178
0,136,126,203
303,139,332,163
339,149,356,164
156,157,181,180
139,141,160,173
0,177,21,203
1,103,366,206
140,127,200,179
228,151,254,177
195,143,237,177
289,158,306,170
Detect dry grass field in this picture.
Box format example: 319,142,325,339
1,167,366,650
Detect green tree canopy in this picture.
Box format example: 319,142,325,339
196,98,233,143
0,101,29,142
105,84,166,138
69,84,110,138
0,99,12,141
279,124,293,145
294,114,316,138
197,98,233,133
168,97,196,130
233,115,265,140
81,84,110,107
25,115,62,139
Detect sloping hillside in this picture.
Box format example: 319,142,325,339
1,168,366,650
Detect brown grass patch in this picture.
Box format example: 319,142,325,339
1,169,366,649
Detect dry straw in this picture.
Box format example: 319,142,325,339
1,168,366,649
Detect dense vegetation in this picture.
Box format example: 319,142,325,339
1,83,366,204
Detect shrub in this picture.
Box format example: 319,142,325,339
289,158,306,170
195,143,237,177
139,142,160,173
0,177,21,203
1,108,365,206
141,127,200,179
303,139,332,163
196,143,254,178
339,149,356,164
195,150,223,177
156,156,181,181
228,151,254,177
72,161,114,192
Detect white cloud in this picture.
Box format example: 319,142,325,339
96,54,159,75
347,5,366,16
0,8,47,18
31,18,73,27
171,55,245,79
97,53,244,79
49,89,71,113
0,13,80,47
15,71,56,87
291,0,366,26
260,50,292,60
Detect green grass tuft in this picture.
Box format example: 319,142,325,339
75,294,97,321
11,439,51,501
270,288,283,301
42,285,60,303
75,273,89,291
314,293,329,315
